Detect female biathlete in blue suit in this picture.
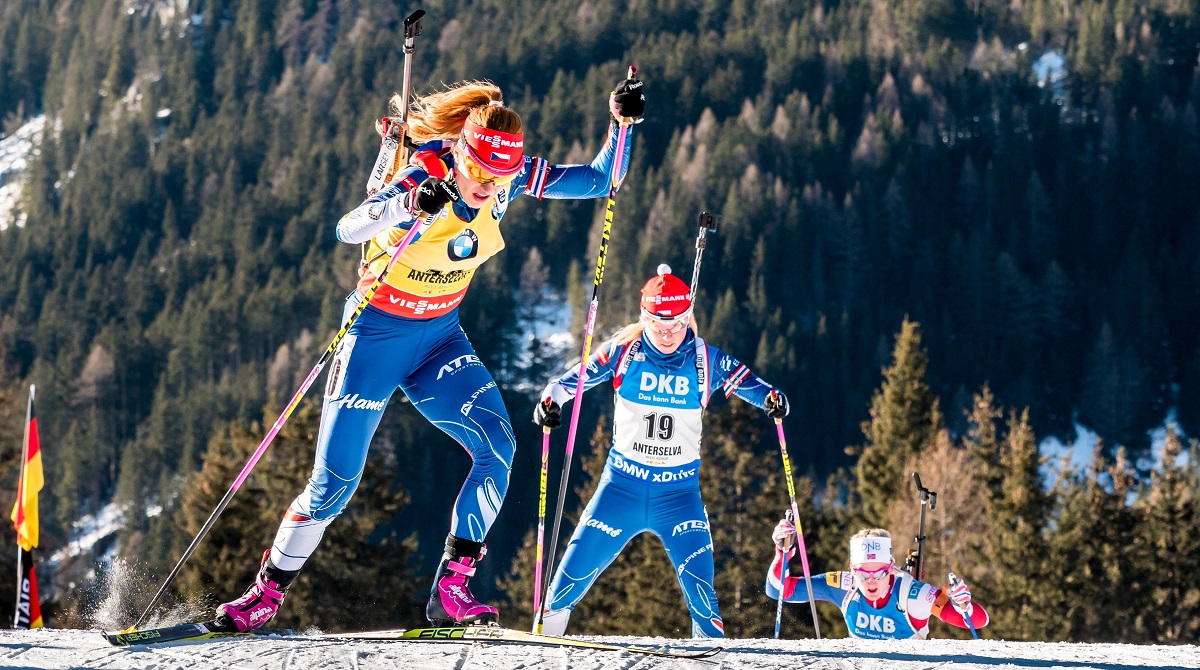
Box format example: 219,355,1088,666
534,266,791,638
766,522,990,639
215,76,646,632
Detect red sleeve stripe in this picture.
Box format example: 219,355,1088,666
612,342,637,390
723,366,750,397
524,157,550,199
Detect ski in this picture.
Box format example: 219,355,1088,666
104,620,291,646
106,621,722,660
320,626,724,659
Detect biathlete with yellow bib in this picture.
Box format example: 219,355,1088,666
214,75,646,632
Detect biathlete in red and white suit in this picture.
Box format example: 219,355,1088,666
534,266,792,639
766,521,990,639
215,76,646,632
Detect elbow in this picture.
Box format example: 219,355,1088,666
334,219,356,244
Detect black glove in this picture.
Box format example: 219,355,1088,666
765,391,789,419
409,176,459,216
534,398,562,429
610,77,645,124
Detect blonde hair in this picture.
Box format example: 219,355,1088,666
850,528,891,541
390,81,523,143
606,322,646,348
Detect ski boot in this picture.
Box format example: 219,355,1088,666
214,550,299,632
426,534,499,627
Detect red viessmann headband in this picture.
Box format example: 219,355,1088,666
460,118,524,176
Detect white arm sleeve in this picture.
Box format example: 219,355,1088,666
335,186,417,244
541,381,574,406
906,582,939,620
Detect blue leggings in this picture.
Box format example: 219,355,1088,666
269,294,515,571
544,468,724,638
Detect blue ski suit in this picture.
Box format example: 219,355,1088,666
267,124,632,572
540,329,786,638
764,553,992,638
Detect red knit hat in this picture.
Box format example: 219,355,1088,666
640,264,692,320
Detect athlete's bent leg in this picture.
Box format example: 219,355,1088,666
541,472,643,635
218,299,408,631
655,486,724,638
405,326,516,624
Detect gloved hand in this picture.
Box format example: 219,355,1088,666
947,573,972,612
534,398,562,429
408,176,459,216
772,516,797,553
765,391,790,419
609,76,645,125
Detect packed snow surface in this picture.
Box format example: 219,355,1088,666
2,629,1197,669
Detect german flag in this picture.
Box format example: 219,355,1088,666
11,386,43,629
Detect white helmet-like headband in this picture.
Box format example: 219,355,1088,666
849,535,893,565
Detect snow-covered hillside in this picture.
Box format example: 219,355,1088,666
0,115,45,232
1,628,1197,669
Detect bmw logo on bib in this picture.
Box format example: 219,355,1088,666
448,229,480,261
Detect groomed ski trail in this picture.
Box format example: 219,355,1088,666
4,628,1200,669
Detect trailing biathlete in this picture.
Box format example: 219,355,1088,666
534,266,791,638
766,522,990,639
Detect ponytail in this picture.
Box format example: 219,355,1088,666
395,81,523,144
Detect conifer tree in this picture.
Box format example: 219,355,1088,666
1043,445,1148,642
974,408,1053,640
964,384,1003,498
1137,427,1200,641
855,318,942,524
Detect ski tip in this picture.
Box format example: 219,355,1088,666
104,631,137,646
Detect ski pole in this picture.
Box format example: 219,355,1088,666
773,508,793,639
771,391,821,639
535,66,637,632
129,202,444,632
948,571,979,639
910,472,936,581
687,211,720,305
532,423,551,633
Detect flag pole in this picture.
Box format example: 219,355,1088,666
13,385,33,628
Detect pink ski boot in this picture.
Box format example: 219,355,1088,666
426,535,500,627
214,550,298,632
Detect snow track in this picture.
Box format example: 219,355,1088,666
1,629,1197,669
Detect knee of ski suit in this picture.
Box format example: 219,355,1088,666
293,455,368,523
446,408,515,542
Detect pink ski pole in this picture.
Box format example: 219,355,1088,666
534,67,637,632
772,391,821,639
